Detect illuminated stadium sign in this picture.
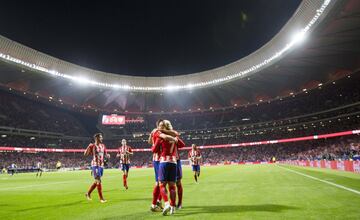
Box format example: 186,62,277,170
101,114,125,125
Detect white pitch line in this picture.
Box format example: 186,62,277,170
277,165,360,196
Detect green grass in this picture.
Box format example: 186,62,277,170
1,164,360,220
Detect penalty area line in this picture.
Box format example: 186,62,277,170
277,165,360,196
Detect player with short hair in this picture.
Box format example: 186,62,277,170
189,144,202,183
149,119,184,211
84,133,110,203
36,161,43,177
117,139,133,190
152,120,185,215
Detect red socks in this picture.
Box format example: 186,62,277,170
87,183,97,195
152,185,160,205
159,184,169,202
158,189,162,202
169,185,176,207
97,183,104,200
123,174,128,187
177,183,183,206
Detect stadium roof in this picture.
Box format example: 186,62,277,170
1,0,360,113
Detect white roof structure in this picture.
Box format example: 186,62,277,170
0,0,336,92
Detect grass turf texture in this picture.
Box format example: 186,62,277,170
1,164,360,220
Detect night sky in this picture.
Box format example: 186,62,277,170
0,0,301,76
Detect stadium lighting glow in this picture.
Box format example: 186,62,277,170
0,0,332,92
165,85,180,91
292,31,306,44
74,76,91,85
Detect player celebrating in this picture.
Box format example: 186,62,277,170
117,139,133,190
189,144,202,183
84,133,110,203
36,161,43,177
158,122,184,210
174,135,183,210
149,119,183,212
152,120,185,215
149,119,164,212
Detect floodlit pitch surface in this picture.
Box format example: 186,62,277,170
1,164,360,220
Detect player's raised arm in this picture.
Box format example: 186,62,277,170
148,128,157,144
159,133,178,143
159,129,179,137
84,144,93,156
177,138,186,149
148,134,153,145
151,138,162,153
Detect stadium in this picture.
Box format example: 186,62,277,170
1,0,360,219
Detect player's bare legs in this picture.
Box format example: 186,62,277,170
122,169,128,190
193,171,198,183
159,181,172,215
176,179,183,209
168,181,177,214
151,181,163,212
86,176,106,203
36,169,42,177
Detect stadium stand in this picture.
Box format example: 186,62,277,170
1,71,360,170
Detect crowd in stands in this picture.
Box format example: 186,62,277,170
0,91,89,136
1,109,359,151
1,73,360,171
139,74,360,131
1,136,359,171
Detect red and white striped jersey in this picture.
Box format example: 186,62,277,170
152,136,185,164
90,143,107,167
118,145,132,164
188,149,201,165
151,130,161,162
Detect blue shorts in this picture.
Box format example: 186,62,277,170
159,162,177,182
91,166,104,178
176,160,182,181
192,165,200,172
153,161,160,182
121,164,130,172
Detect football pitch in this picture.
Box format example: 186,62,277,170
1,164,360,220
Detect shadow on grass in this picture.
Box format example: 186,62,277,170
175,204,299,216
101,204,299,219
16,197,152,212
